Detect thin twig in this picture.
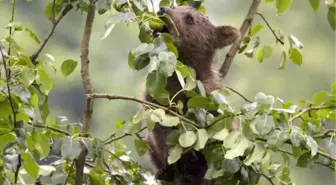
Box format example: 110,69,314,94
261,174,275,185
220,0,261,79
8,0,16,56
313,129,336,139
104,127,147,145
88,93,199,128
0,45,17,125
289,105,336,122
224,86,253,103
27,122,70,136
14,154,21,184
75,1,96,185
30,4,73,63
278,149,334,170
256,12,284,45
257,137,336,162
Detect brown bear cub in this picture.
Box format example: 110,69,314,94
144,6,241,185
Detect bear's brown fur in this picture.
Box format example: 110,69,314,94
144,6,241,185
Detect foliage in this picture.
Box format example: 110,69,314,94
0,0,335,185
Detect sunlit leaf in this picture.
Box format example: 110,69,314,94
306,135,318,156
276,0,293,14
224,138,251,159
289,48,302,65
134,139,147,156
308,0,320,11
194,129,208,150
179,131,197,147
32,131,50,158
250,24,264,36
22,152,39,178
168,145,182,164
244,143,266,165
61,138,82,160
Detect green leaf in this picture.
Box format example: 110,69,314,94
45,2,61,19
327,6,336,30
187,96,218,111
36,69,53,95
61,138,82,160
223,131,242,149
160,0,172,7
288,35,304,49
160,115,180,127
24,28,41,44
38,165,56,176
5,35,21,51
179,131,197,147
158,51,177,76
32,131,50,158
263,45,273,58
224,138,251,159
138,24,153,43
168,145,183,164
255,48,264,63
134,139,147,156
254,114,275,136
296,151,314,167
150,109,165,123
278,51,287,70
306,135,318,156
244,143,266,165
22,152,39,178
0,101,12,118
146,71,169,105
267,130,289,150
309,0,320,11
184,67,197,91
61,59,78,77
19,67,35,87
289,48,302,65
312,91,328,105
276,0,293,14
0,133,16,152
290,131,305,147
250,24,264,36
194,129,208,150
212,128,229,141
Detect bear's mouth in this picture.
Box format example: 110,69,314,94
152,24,169,37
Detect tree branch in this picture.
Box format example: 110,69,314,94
30,4,73,63
261,174,275,185
220,0,261,79
256,12,284,45
224,86,253,103
0,48,16,124
87,93,199,128
27,122,70,136
104,127,147,145
75,2,96,185
257,137,336,162
289,105,336,122
313,129,336,139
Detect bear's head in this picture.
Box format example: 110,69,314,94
155,6,241,67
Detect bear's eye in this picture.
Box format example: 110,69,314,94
185,14,194,24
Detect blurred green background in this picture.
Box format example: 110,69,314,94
0,0,335,184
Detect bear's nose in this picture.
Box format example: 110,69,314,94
157,7,169,15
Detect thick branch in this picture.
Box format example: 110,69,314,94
87,93,199,128
220,0,261,79
75,2,96,185
30,4,73,63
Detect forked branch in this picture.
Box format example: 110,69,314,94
220,0,261,79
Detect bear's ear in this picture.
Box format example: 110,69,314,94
214,25,241,48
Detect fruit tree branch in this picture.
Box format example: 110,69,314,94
256,12,284,45
289,105,336,122
75,1,95,185
220,0,261,79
